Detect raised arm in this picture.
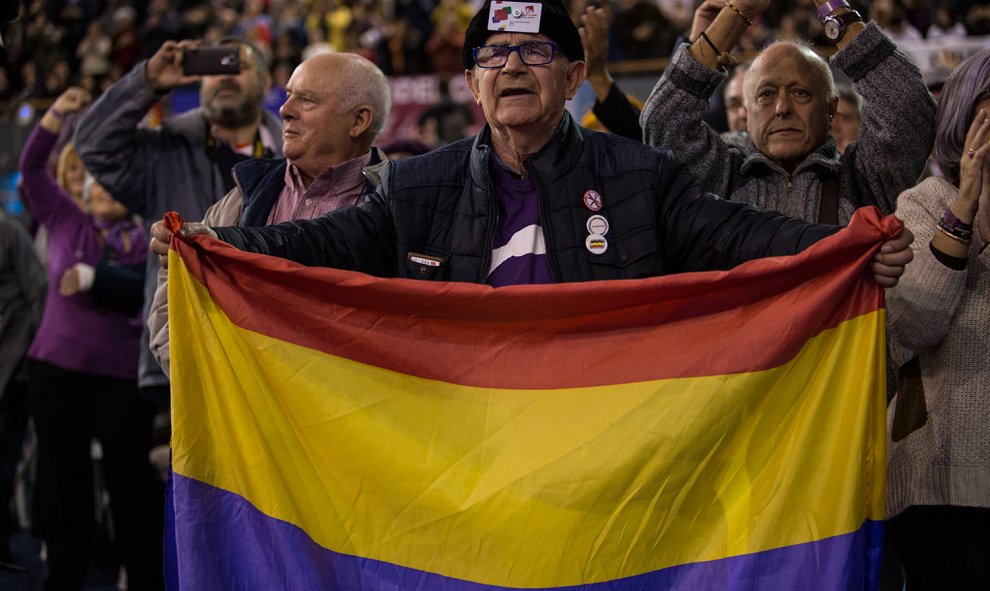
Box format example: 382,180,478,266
74,40,205,217
579,4,642,141
641,0,753,195
19,88,92,228
834,24,936,214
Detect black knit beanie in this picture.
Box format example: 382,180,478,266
461,0,584,69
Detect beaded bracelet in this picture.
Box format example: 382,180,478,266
724,1,753,26
942,208,973,232
936,220,973,244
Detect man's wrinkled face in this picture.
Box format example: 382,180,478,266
745,45,836,172
465,33,584,134
200,45,269,128
278,54,372,179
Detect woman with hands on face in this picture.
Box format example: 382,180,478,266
884,50,990,590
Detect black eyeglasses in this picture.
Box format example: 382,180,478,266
473,41,561,68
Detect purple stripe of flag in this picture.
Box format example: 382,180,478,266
168,474,882,591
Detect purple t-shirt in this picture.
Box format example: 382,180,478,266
486,158,553,287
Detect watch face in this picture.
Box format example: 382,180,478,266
825,18,841,40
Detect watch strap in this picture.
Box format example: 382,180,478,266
825,9,863,40
817,0,850,21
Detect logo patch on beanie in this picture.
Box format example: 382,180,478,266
488,1,542,32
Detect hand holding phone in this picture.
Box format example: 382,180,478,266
182,46,241,76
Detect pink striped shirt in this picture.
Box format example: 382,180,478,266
266,152,372,224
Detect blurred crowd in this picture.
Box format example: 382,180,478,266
0,0,986,109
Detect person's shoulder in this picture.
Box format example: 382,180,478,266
160,108,208,138
387,137,474,188
233,157,286,194
0,218,31,245
899,175,954,206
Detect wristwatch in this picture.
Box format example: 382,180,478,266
823,9,863,41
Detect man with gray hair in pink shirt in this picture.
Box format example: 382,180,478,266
147,52,392,375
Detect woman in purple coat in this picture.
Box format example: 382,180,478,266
19,87,163,591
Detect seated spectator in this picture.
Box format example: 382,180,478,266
927,3,967,40
885,49,990,590
642,0,935,225
76,21,112,80
19,87,163,591
870,0,923,44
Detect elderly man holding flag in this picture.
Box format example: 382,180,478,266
152,0,909,286
152,0,912,589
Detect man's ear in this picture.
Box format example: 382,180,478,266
565,60,587,100
351,106,373,138
828,96,839,120
465,68,482,105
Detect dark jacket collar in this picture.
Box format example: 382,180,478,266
470,113,584,183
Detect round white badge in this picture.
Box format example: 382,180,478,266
586,233,608,255
583,190,603,212
512,8,522,16
586,215,609,236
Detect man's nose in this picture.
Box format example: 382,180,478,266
774,94,792,116
279,98,295,120
502,49,527,73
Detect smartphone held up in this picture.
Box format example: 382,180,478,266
182,46,241,76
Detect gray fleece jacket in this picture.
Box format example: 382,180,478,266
641,23,935,225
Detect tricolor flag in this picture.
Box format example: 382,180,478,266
165,208,895,590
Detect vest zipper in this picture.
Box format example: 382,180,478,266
480,156,499,281
525,160,559,283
